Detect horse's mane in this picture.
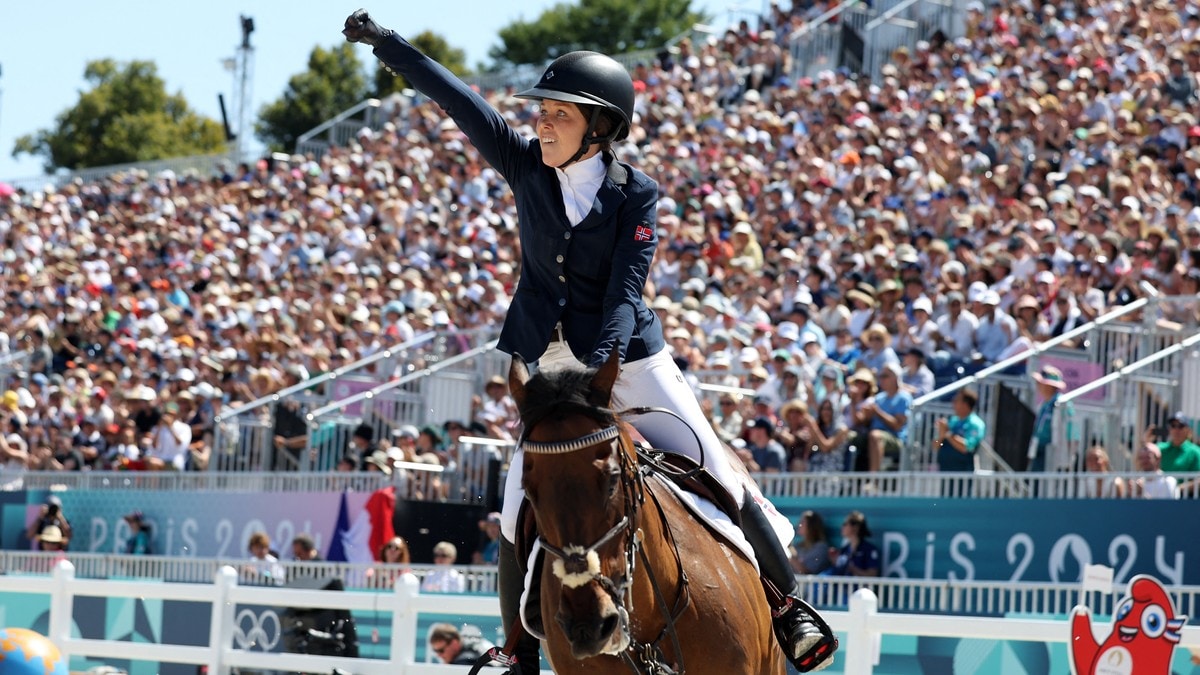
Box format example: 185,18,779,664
518,366,618,432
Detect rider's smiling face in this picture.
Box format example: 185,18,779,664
537,100,599,167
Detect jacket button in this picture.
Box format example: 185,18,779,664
556,255,564,263
558,298,566,306
558,275,566,282
564,232,571,240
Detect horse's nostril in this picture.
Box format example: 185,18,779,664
599,612,620,640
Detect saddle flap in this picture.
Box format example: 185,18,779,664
637,449,741,527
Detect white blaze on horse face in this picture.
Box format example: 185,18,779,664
551,545,602,588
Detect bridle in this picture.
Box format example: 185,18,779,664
519,409,693,674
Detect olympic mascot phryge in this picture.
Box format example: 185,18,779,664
1069,574,1187,675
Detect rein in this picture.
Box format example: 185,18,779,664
519,408,694,674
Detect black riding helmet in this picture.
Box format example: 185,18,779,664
515,51,635,168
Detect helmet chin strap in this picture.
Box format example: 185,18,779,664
557,106,619,169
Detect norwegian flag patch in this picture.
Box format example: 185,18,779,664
634,224,654,242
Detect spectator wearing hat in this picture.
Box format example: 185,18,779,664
845,290,878,339
473,512,503,565
858,324,900,377
36,525,68,554
862,363,912,473
350,423,380,465
900,348,935,398
1028,365,1070,472
364,451,393,476
1154,412,1200,495
776,399,814,471
473,375,518,440
26,495,72,550
744,417,787,473
124,511,153,555
974,291,1016,364
898,296,938,361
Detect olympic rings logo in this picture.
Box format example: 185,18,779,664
232,608,281,651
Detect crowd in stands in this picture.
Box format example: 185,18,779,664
2,0,1200,488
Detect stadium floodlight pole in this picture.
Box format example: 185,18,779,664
234,16,255,162
0,62,4,142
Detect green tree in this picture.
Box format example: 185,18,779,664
256,43,368,152
374,30,470,97
12,59,226,172
490,0,707,67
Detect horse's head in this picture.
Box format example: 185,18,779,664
509,351,639,660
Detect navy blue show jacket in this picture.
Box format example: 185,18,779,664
374,36,665,366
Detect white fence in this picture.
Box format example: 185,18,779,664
10,561,1200,675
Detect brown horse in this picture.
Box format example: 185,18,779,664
508,352,784,674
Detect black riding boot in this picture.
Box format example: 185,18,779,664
738,495,838,673
499,537,542,675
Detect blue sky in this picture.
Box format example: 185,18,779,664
0,0,757,181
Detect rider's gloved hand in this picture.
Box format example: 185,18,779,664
342,9,393,47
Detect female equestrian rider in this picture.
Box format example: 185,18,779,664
343,10,836,672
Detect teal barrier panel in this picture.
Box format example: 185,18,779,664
772,497,1195,584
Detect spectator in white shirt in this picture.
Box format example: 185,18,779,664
934,291,978,361
1133,443,1177,500
146,400,191,471
242,531,286,585
421,541,466,593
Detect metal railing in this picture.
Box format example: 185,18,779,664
788,0,961,81
788,0,864,79
4,151,241,192
906,298,1200,473
301,339,507,474
20,469,1200,500
210,332,437,472
0,349,33,390
1052,330,1200,472
294,96,397,159
209,328,502,474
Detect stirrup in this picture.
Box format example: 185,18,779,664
774,596,838,673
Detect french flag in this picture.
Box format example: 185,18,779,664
326,491,375,564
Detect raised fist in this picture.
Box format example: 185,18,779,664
343,9,392,47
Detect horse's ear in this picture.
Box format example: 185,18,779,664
508,355,530,410
588,348,621,407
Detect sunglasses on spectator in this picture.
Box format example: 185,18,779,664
1168,421,1186,429
720,400,736,406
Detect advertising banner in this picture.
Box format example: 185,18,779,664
776,497,1194,585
